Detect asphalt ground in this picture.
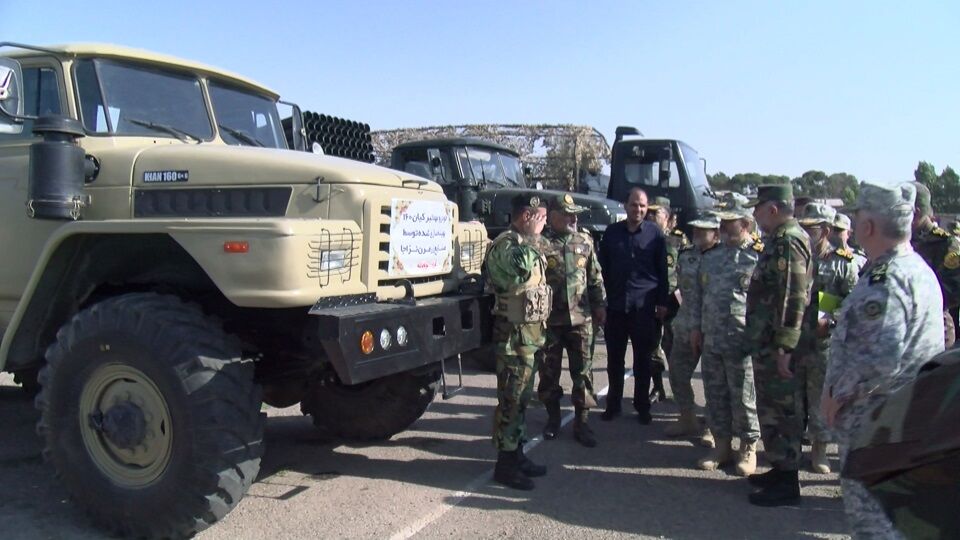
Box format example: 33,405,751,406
0,342,849,539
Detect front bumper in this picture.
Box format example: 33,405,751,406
310,294,493,384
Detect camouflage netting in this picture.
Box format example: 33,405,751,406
371,125,611,191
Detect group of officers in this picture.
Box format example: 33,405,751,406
482,180,958,539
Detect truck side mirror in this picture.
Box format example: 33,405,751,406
0,57,25,134
658,147,673,184
523,166,532,176
430,156,442,168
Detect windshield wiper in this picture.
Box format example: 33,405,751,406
127,118,202,143
218,123,265,147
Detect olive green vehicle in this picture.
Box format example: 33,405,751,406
0,43,490,538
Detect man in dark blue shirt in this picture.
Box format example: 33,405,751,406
598,187,669,424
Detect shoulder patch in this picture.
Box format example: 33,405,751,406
835,248,854,261
671,229,684,237
752,241,764,253
933,227,950,238
863,300,885,320
667,254,675,266
868,262,888,285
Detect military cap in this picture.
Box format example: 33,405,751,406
911,182,933,214
688,215,721,229
833,213,853,230
798,202,837,226
849,182,915,217
647,196,671,211
744,184,794,208
510,192,546,213
548,193,587,214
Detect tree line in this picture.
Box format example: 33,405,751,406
707,161,957,212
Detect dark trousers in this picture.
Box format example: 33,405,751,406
604,308,658,413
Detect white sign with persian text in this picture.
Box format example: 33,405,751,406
388,199,454,277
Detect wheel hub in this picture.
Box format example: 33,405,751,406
94,401,147,450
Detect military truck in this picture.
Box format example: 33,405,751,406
0,43,490,538
390,137,625,240
607,126,717,231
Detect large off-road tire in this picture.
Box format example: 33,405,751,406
13,366,41,397
301,370,438,440
35,293,264,539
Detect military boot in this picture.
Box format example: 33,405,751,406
748,469,801,507
516,446,546,478
663,409,699,437
494,450,534,490
735,440,758,476
573,408,597,448
810,438,831,474
697,437,734,471
698,428,715,448
747,468,781,489
543,400,562,440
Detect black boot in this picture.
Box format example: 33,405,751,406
573,409,597,448
543,401,561,440
748,469,801,507
747,467,781,488
494,450,535,490
516,446,547,478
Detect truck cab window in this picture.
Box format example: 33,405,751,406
0,67,62,139
624,160,680,188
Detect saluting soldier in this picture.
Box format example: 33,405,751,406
743,184,814,507
537,194,607,448
796,203,859,474
910,182,960,348
484,194,550,490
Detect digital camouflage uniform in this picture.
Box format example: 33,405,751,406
484,227,551,452
668,239,707,414
693,235,763,442
796,205,860,446
650,199,689,390
537,224,605,410
826,245,944,539
745,216,813,471
911,220,960,348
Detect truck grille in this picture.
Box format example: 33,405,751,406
458,226,486,274
376,204,446,287
307,227,361,287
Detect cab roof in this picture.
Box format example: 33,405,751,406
0,42,278,99
393,137,519,156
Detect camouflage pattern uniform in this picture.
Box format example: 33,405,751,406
649,199,688,398
668,239,707,414
911,220,960,348
796,205,859,448
485,227,551,452
692,235,763,443
537,224,605,411
745,216,813,472
826,182,945,538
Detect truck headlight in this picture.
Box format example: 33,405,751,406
320,249,349,271
379,328,392,350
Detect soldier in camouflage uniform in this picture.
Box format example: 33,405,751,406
662,215,719,440
821,182,944,539
690,206,763,475
647,197,687,402
910,182,960,348
537,194,607,448
796,203,859,474
484,194,550,490
743,184,814,507
831,213,868,274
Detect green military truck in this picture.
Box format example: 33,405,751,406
606,126,717,231
390,137,626,240
0,42,490,538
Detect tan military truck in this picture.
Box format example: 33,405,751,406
0,42,489,538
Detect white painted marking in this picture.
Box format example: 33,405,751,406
388,370,634,540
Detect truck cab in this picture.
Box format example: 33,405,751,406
607,127,716,231
391,137,625,240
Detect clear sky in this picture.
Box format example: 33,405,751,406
2,0,957,183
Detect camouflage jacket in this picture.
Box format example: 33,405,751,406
798,244,860,352
825,244,944,406
673,243,709,330
911,221,960,309
483,228,548,351
692,237,762,345
664,228,689,294
539,228,606,326
745,218,814,351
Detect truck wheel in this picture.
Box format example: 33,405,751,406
35,293,264,539
462,345,496,372
13,366,41,397
301,371,438,440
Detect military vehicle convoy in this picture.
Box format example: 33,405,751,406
0,42,490,538
390,137,625,241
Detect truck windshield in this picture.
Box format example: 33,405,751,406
74,59,212,139
209,81,287,149
499,153,528,187
679,142,708,193
460,147,522,187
